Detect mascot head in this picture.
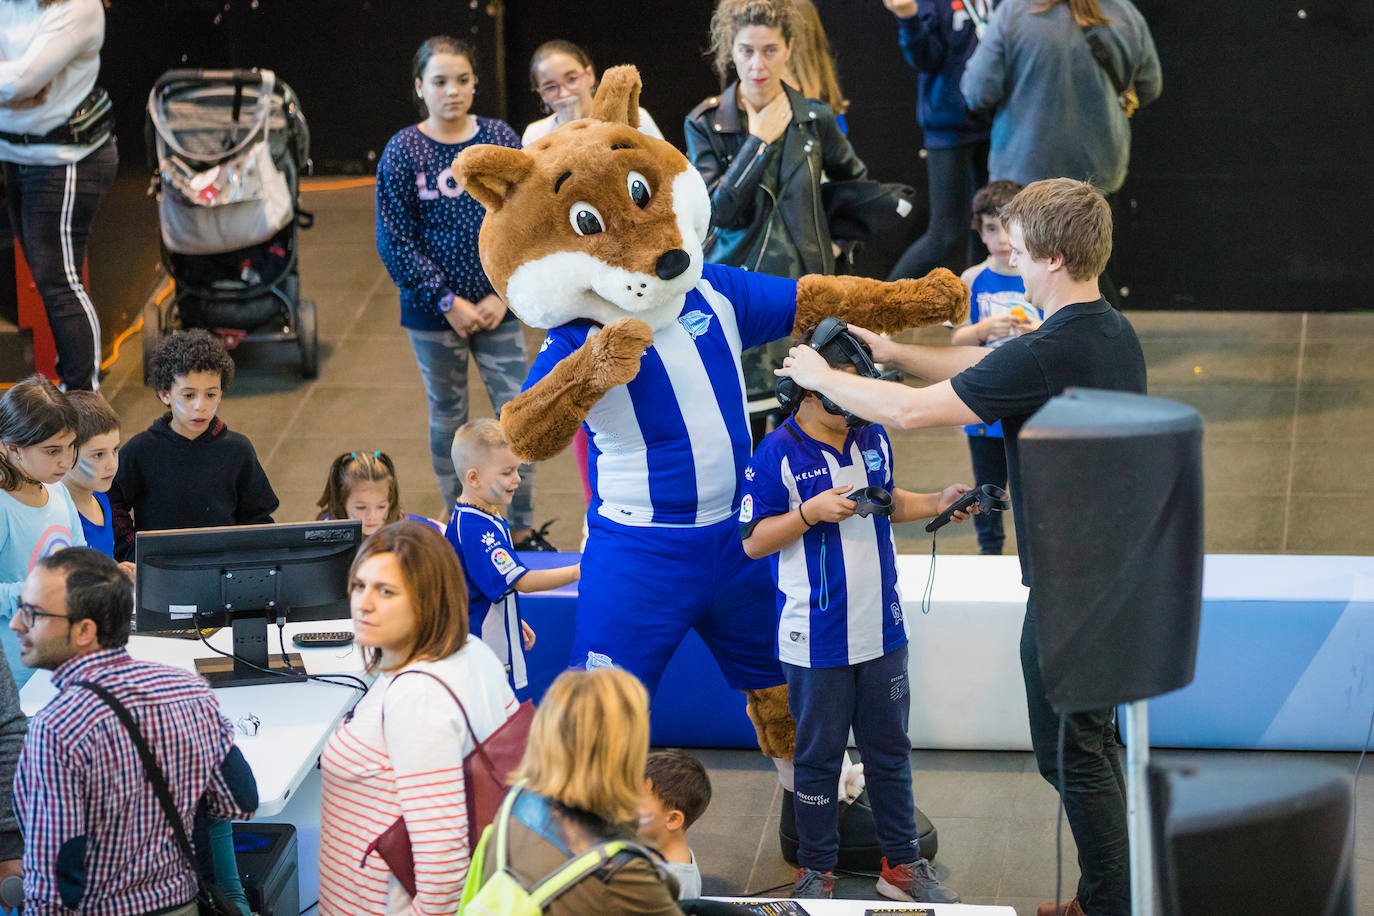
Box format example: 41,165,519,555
454,66,710,332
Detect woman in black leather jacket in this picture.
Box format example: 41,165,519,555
685,0,867,437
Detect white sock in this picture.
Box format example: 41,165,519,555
772,756,795,792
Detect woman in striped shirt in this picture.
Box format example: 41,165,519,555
318,520,519,915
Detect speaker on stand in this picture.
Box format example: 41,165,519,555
1020,388,1204,915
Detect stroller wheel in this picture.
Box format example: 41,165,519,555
297,297,319,379
141,299,163,385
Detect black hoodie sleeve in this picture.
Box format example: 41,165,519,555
233,439,279,525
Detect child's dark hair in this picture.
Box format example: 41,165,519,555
66,391,120,449
316,451,404,526
413,35,477,116
798,322,874,371
0,374,77,491
529,39,593,90
970,179,1025,230
148,329,235,394
645,749,712,830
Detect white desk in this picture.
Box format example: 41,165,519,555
714,899,1015,914
19,622,370,817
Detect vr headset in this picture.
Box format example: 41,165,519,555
774,317,892,429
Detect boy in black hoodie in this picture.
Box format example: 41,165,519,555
110,330,278,560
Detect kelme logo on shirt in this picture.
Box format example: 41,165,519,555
539,335,552,353
795,467,829,482
863,449,884,472
678,310,713,340
490,548,517,576
481,531,497,549
739,494,754,523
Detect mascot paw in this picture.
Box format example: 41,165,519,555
590,317,654,391
841,760,865,803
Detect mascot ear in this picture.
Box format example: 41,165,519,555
453,145,535,213
589,65,641,129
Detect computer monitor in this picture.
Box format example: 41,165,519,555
135,520,362,687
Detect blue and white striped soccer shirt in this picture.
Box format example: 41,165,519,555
740,417,906,668
524,263,797,527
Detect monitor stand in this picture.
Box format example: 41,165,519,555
195,613,307,688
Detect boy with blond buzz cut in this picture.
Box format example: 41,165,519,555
639,749,712,900
445,418,578,692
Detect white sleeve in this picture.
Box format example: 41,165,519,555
637,107,664,140
0,0,103,102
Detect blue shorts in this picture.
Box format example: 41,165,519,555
571,511,784,695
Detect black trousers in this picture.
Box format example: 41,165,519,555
4,136,118,391
966,432,1008,554
1021,596,1130,915
887,140,989,281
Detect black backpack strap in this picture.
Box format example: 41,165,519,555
1082,27,1129,96
76,681,217,905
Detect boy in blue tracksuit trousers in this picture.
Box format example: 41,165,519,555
739,326,969,903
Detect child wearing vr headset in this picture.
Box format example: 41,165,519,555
738,318,972,903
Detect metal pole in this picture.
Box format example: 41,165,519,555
1123,700,1156,916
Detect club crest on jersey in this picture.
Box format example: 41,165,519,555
739,494,754,523
490,548,517,576
863,449,883,472
678,310,713,340
585,650,614,669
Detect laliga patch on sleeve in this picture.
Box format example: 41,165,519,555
490,548,518,576
739,494,754,523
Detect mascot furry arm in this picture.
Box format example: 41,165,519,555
454,66,967,464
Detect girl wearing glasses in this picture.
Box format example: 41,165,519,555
521,40,663,146
0,375,85,687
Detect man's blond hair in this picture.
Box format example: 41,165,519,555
1001,178,1113,282
451,418,508,481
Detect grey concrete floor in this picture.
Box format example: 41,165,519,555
95,185,1374,914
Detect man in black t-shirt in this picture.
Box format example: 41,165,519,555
776,179,1145,916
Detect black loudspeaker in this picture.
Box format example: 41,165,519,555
1149,757,1355,915
1019,388,1204,713
233,822,299,916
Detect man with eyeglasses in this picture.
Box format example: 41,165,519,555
10,547,257,916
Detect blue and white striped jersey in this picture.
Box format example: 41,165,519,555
525,263,797,527
444,503,529,689
740,418,906,668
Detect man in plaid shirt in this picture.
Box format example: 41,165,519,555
10,548,257,915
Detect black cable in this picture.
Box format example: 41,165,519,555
276,623,370,694
1054,712,1066,914
921,533,937,615
299,902,318,914
191,608,368,695
1350,687,1374,845
744,880,795,897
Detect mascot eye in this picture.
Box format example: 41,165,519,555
569,202,605,236
627,171,651,209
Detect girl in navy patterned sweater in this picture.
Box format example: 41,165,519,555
375,35,538,537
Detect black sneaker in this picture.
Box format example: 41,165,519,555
512,520,558,552
791,867,835,899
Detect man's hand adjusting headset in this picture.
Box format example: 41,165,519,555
774,317,898,428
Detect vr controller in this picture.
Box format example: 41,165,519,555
846,486,894,518
924,484,1010,533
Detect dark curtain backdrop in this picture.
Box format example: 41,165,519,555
81,0,1374,356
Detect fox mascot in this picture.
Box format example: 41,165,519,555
454,67,964,823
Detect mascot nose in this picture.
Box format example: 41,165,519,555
655,248,691,281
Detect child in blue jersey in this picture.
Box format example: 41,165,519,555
953,180,1038,554
740,326,970,903
445,419,579,691
314,450,439,538
60,392,124,563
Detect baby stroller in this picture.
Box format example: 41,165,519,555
145,68,318,379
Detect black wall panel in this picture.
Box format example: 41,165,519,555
83,0,1374,337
